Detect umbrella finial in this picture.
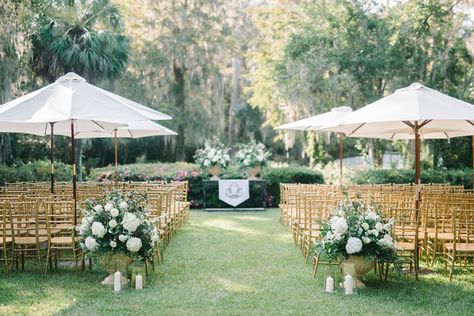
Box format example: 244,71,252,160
56,72,86,83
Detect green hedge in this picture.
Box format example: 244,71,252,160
351,168,473,189
0,161,74,186
263,167,325,206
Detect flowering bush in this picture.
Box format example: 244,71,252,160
194,138,231,169
77,190,159,261
314,201,397,263
235,141,270,168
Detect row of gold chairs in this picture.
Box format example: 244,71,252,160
0,180,190,273
279,183,474,281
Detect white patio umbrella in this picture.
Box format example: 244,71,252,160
276,106,353,183
319,82,474,278
71,120,177,181
0,72,172,223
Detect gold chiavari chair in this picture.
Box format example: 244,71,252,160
390,208,419,273
444,206,474,281
45,201,80,273
1,201,13,273
10,201,46,272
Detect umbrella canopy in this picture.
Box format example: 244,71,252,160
318,82,474,278
0,72,171,124
320,83,474,139
71,120,177,139
275,106,353,183
275,106,353,131
69,120,177,182
0,72,173,223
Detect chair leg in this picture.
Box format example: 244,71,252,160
312,254,320,278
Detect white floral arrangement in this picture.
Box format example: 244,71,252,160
194,138,231,169
235,141,270,168
314,200,397,263
77,190,159,261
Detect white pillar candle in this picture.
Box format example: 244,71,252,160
114,271,122,292
135,274,143,290
344,275,354,295
325,276,334,293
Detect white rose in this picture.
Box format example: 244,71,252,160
93,205,103,212
109,219,118,228
365,211,379,221
331,217,348,235
224,154,230,161
361,222,370,231
256,154,264,162
104,203,113,212
110,208,119,217
363,236,371,244
119,201,128,211
126,237,142,252
375,222,384,232
370,229,379,237
243,159,250,166
91,222,106,238
118,234,129,242
85,236,98,251
345,237,363,254
110,241,117,248
122,212,140,232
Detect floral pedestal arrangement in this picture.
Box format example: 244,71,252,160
76,190,159,285
235,141,270,178
194,138,230,180
314,200,397,288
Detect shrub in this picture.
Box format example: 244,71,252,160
263,167,325,206
351,168,473,189
0,160,74,185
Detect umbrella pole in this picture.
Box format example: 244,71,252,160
414,127,421,280
50,122,55,194
71,120,77,226
114,130,118,184
338,133,343,185
472,136,474,189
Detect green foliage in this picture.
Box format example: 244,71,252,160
263,166,325,205
352,168,473,189
0,160,73,185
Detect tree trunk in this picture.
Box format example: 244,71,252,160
228,56,242,145
173,61,186,161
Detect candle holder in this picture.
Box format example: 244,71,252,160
323,266,336,294
341,262,357,295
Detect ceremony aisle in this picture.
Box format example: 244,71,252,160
1,209,473,315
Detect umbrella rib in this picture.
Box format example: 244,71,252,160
128,130,133,138
402,121,414,128
92,120,106,131
466,120,474,128
349,123,365,136
443,132,449,139
419,119,432,129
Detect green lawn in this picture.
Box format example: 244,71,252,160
1,209,474,315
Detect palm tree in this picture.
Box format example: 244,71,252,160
30,0,129,180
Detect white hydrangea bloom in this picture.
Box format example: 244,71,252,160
118,234,129,242
375,222,384,232
378,234,394,248
370,229,379,237
110,208,119,218
126,237,142,252
85,236,98,251
122,212,140,232
203,160,211,167
93,205,104,213
331,217,348,235
104,203,114,212
361,222,370,231
91,222,106,238
365,211,379,221
345,237,363,254
119,201,128,211
109,219,118,228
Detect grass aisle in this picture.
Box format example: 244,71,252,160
1,209,474,315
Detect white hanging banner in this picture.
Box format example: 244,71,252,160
218,179,250,207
